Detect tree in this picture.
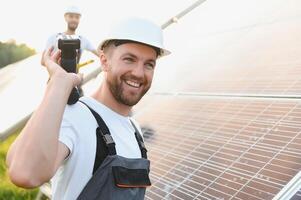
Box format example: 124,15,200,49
0,41,36,69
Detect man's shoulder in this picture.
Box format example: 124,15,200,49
45,33,62,49
47,32,62,40
78,35,93,44
62,101,93,125
62,97,105,121
78,34,87,40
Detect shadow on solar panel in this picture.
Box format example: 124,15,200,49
141,125,155,140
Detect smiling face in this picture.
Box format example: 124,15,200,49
101,42,157,106
64,13,81,32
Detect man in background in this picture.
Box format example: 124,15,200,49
45,5,99,95
46,5,98,58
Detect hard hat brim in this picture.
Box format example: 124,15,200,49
99,39,170,57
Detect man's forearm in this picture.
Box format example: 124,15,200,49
7,74,73,188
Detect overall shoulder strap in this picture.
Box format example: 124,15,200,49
79,100,116,174
130,120,148,159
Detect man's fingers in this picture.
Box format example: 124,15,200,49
41,50,46,66
41,46,55,66
51,50,61,63
41,46,82,87
45,46,55,58
48,46,54,56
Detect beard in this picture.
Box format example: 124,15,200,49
107,74,151,106
68,23,78,31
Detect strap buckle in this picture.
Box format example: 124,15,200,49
103,134,115,146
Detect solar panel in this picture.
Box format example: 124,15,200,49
132,3,301,198
133,95,301,199
2,1,301,200
153,1,301,96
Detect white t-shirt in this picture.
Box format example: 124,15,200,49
50,96,143,200
46,33,96,61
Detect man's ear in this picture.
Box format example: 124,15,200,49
100,51,110,72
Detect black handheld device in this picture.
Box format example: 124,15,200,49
58,36,81,105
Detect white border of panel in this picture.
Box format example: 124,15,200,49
273,171,301,200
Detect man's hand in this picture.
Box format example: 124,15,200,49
41,47,83,88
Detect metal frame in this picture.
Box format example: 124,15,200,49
273,171,301,200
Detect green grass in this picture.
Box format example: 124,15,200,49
0,132,38,200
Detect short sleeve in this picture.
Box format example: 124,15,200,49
58,119,77,157
81,36,96,52
45,34,57,50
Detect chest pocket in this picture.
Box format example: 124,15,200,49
77,101,151,200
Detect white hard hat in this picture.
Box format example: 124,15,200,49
100,18,170,57
64,6,81,15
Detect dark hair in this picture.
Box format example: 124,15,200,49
101,39,161,57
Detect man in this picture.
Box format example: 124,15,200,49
6,17,170,200
46,5,98,59
46,5,98,96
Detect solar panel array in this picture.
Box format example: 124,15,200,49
135,96,301,200
133,1,301,199
151,3,301,96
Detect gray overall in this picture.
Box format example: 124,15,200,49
77,102,151,200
